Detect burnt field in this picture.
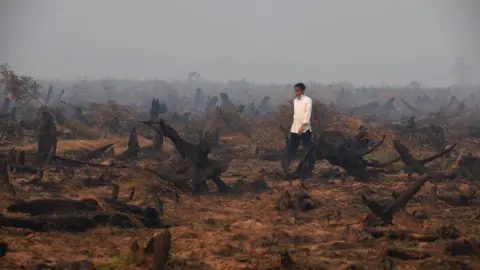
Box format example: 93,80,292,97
1,67,480,269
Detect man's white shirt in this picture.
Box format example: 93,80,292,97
290,95,312,134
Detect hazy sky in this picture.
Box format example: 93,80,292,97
0,0,478,86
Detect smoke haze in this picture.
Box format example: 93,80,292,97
0,0,478,86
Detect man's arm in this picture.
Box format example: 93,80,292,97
302,98,312,125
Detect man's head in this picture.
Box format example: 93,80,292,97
294,82,306,98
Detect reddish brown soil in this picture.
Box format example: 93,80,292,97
1,135,480,269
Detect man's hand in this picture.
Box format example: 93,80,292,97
297,126,303,135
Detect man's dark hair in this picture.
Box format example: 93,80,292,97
294,82,306,91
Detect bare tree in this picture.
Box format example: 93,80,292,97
0,63,41,104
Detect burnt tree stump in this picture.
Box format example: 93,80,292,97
143,120,230,193
115,127,140,160
149,98,166,151
0,161,15,196
36,110,57,165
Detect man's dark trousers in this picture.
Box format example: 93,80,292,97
282,130,315,178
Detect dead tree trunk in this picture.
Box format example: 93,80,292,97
143,120,230,193
149,98,165,150
0,97,10,113
194,88,205,110
75,143,114,161
152,125,164,150
36,110,57,165
115,127,140,160
0,161,15,196
45,85,53,105
152,231,171,270
15,119,23,140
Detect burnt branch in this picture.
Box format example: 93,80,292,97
142,120,230,193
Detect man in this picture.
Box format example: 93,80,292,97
282,82,315,178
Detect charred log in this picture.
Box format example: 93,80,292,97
392,140,456,177
0,241,6,258
313,131,398,179
47,154,123,168
34,260,95,270
75,143,114,161
7,198,100,216
0,212,144,232
362,175,431,225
